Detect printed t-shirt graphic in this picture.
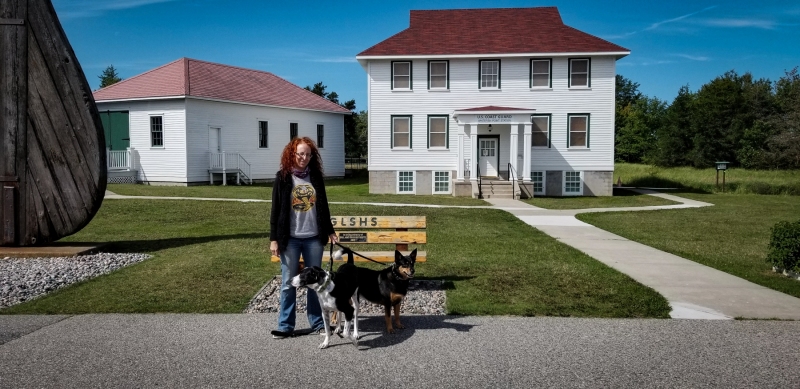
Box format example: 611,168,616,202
291,184,316,212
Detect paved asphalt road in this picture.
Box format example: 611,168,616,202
2,313,799,388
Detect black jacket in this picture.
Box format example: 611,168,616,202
269,170,335,251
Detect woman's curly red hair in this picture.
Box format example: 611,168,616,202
278,137,323,179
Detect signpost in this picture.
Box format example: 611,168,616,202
715,161,729,192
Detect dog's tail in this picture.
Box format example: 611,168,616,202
342,247,355,265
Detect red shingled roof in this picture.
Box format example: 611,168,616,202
358,7,628,57
93,58,350,114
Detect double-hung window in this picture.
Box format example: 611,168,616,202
479,60,500,89
150,116,163,147
428,61,448,89
391,116,411,149
392,61,412,90
568,114,589,148
290,122,298,139
531,171,545,195
531,115,550,148
258,121,268,148
569,58,590,88
427,115,448,149
530,59,551,88
564,171,583,195
433,171,450,194
398,171,415,193
316,124,324,148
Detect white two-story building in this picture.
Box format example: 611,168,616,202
356,7,629,197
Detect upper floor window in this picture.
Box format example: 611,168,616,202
258,121,268,148
479,60,500,89
428,61,448,89
290,122,298,139
530,59,551,88
316,124,324,148
427,115,448,149
392,115,411,149
569,58,590,88
150,116,163,147
392,61,412,90
531,115,550,148
568,114,589,148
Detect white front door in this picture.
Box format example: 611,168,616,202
209,127,221,153
479,138,498,177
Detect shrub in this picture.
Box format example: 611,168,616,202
766,220,800,272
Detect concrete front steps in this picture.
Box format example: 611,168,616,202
479,179,519,199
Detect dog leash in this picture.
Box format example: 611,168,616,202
327,241,386,267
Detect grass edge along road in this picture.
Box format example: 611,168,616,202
1,200,669,318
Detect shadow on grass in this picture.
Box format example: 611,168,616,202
625,177,711,194
101,232,267,253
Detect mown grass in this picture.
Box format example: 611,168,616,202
577,193,800,299
1,199,669,317
523,188,678,209
615,163,800,195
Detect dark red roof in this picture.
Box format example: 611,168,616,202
93,58,350,114
358,7,628,57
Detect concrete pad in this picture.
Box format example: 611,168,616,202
517,215,592,227
0,315,71,345
669,302,732,320
0,243,108,258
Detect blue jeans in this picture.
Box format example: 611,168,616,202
277,236,325,333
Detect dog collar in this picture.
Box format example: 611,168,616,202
314,276,332,293
391,264,406,279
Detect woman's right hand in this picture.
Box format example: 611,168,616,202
270,241,279,257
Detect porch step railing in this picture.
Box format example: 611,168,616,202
107,147,134,170
209,151,252,185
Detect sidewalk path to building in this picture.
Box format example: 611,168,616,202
103,190,800,320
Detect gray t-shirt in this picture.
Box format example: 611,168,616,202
289,174,319,238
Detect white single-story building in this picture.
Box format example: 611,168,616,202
356,7,629,197
93,58,351,185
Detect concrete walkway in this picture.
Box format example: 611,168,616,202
484,194,800,320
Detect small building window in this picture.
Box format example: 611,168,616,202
397,171,415,193
564,171,583,195
392,116,411,149
531,115,550,148
429,61,448,89
150,116,163,147
317,124,324,148
258,121,268,148
479,60,500,89
428,115,448,149
569,58,590,88
392,61,412,90
530,59,551,88
433,171,450,194
531,171,545,195
568,114,589,148
290,122,298,139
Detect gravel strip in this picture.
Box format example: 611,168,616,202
0,253,152,309
244,276,447,315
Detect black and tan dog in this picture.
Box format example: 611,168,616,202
356,249,417,333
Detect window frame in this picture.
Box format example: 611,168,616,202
531,171,545,195
258,120,268,149
563,171,583,196
427,115,449,149
567,114,590,148
479,59,501,89
316,124,324,148
392,61,412,90
432,171,451,194
530,114,551,148
289,122,298,139
150,115,163,148
569,58,591,88
530,59,552,88
428,60,449,90
397,171,415,194
391,115,412,149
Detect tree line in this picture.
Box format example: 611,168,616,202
616,68,800,169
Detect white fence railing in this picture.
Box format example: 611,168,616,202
209,151,252,184
107,148,134,170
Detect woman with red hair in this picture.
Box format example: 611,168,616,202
269,137,338,339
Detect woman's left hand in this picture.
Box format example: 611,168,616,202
329,233,338,244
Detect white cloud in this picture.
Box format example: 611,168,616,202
54,0,179,19
698,18,779,29
674,54,710,61
644,6,718,31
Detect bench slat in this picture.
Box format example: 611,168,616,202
331,216,426,229
271,251,427,263
334,231,426,244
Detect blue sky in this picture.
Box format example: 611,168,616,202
52,0,800,110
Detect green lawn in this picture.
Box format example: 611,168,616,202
1,199,669,317
524,188,678,209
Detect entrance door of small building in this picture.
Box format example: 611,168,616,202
478,135,499,177
99,111,130,150
209,127,221,153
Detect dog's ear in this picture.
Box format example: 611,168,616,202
409,248,417,262
395,249,402,263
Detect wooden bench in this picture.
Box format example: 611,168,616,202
271,216,427,263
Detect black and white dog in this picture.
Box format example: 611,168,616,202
291,250,359,348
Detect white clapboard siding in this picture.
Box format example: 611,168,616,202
367,55,618,174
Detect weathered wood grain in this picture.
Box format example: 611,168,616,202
329,216,427,229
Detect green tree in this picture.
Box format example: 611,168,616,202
98,65,122,88
305,82,366,157
614,75,665,163
652,85,696,167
